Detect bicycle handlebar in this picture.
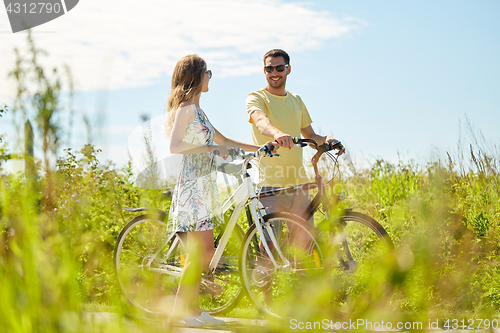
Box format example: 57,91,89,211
220,137,344,161
215,148,240,158
292,137,316,147
214,144,278,160
256,143,278,157
291,137,345,154
217,139,342,183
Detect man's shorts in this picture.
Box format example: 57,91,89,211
258,186,314,241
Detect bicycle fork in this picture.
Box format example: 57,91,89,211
249,199,292,271
325,209,358,274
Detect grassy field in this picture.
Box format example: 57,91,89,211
2,137,499,331
1,35,499,331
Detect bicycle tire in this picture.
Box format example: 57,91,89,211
239,212,324,318
114,214,180,316
328,210,395,315
200,221,245,315
114,215,245,316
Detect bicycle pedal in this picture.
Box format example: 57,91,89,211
214,259,232,273
200,279,223,296
343,260,358,274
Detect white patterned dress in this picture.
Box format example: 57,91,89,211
168,105,221,232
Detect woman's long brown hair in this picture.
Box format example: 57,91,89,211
165,55,206,137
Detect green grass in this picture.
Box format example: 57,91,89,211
2,131,499,331
82,302,119,314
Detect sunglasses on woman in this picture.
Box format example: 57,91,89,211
206,69,212,79
264,64,289,73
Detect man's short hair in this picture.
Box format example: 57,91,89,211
263,49,290,65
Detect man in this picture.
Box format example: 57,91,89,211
246,49,344,222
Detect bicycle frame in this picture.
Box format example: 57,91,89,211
141,149,293,279
255,152,334,224
247,140,360,274
141,140,340,278
212,141,340,273
210,161,291,273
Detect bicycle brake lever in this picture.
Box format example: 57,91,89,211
319,141,343,152
228,148,241,159
255,145,280,158
330,141,343,150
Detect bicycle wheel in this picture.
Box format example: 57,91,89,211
114,215,245,316
240,212,324,317
199,222,245,315
328,210,395,314
114,214,181,316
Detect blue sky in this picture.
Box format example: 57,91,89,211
1,0,499,173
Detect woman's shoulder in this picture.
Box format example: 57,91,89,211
177,101,198,112
175,102,197,122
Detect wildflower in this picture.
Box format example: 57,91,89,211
54,208,58,212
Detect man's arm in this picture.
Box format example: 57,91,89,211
250,110,294,149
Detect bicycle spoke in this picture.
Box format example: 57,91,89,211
241,213,323,318
198,223,244,315
120,247,147,259
327,211,394,315
114,216,181,316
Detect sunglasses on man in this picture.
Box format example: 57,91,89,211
264,64,289,73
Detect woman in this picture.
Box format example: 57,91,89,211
165,55,274,327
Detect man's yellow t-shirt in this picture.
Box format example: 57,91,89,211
246,89,313,187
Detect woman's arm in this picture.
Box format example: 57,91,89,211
171,105,276,156
169,104,211,154
199,110,263,151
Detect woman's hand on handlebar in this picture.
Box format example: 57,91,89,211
254,141,279,157
263,141,279,154
210,145,230,159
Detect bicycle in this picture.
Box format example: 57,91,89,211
113,139,394,318
238,137,395,317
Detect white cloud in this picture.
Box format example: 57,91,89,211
0,0,364,100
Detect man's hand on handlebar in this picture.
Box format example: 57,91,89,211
325,136,345,156
274,132,294,149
